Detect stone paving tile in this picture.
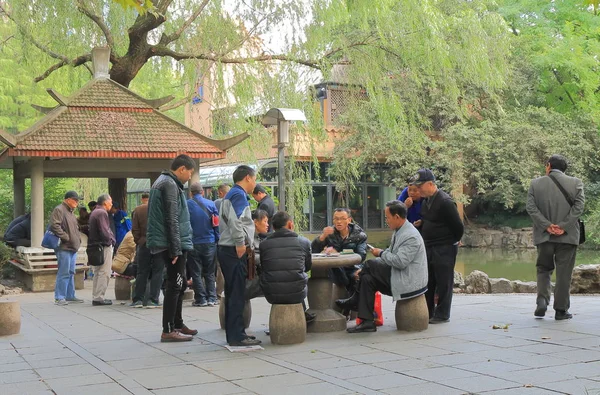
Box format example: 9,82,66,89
517,343,576,355
444,375,521,393
537,378,600,395
374,358,442,372
0,361,30,373
552,349,600,363
423,352,492,366
270,350,333,364
0,355,26,366
432,340,501,353
232,372,321,393
36,363,101,379
344,351,409,364
199,357,294,381
0,369,39,384
177,348,249,363
295,356,362,370
54,382,132,395
0,380,52,395
557,337,600,349
152,381,247,395
499,353,572,368
108,355,183,371
545,361,600,378
482,386,565,394
476,337,540,348
26,356,87,369
383,382,466,395
455,360,526,375
127,364,222,390
370,343,454,358
406,365,480,382
44,373,114,389
320,364,391,380
347,372,425,390
21,349,78,362
321,345,385,357
488,366,577,386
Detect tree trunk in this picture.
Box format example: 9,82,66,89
108,178,127,212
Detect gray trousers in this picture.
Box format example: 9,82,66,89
536,242,577,312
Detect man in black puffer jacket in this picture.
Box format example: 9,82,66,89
259,211,312,305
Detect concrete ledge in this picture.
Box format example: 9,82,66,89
219,298,251,329
269,304,306,345
395,294,428,332
11,261,87,292
0,300,21,336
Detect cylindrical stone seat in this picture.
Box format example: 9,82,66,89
395,294,428,332
182,288,194,301
219,298,252,329
0,300,21,336
269,303,306,345
114,275,132,300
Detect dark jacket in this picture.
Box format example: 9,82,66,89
257,195,276,230
311,223,368,262
89,208,115,247
146,170,193,257
187,193,219,244
131,203,148,246
259,228,312,304
420,189,464,247
4,215,31,244
50,202,81,252
4,213,30,241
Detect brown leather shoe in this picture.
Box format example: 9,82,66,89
161,331,192,343
175,325,198,336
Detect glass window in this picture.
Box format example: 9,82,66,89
348,186,363,228
311,162,329,182
311,186,328,231
367,186,382,229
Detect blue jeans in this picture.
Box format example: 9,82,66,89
55,249,76,301
188,243,217,303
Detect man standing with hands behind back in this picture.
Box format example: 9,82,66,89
147,154,197,342
527,154,584,320
218,165,260,347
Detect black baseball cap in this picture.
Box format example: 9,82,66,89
64,191,81,201
409,169,435,185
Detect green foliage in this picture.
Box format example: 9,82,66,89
0,241,12,273
111,0,154,14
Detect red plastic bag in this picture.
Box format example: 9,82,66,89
356,291,384,326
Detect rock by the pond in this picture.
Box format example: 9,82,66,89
465,270,490,294
512,280,537,293
0,284,5,294
454,271,465,288
489,278,514,294
570,264,600,294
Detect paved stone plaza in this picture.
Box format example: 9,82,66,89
1,282,600,395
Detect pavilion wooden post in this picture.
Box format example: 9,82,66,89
30,158,44,247
108,178,127,211
13,162,25,218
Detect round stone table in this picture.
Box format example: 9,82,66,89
306,253,361,332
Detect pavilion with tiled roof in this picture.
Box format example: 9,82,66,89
0,56,247,247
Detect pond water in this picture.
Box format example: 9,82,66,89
457,248,599,282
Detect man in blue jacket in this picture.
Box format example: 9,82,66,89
218,165,260,347
187,182,220,307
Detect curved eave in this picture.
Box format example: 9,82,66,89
6,149,226,160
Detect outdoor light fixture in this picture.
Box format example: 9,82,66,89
92,46,111,79
261,108,307,210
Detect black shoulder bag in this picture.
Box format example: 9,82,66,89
548,175,585,245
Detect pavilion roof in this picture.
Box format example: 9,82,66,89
2,78,247,160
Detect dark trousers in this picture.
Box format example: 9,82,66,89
536,242,578,312
425,244,458,320
133,243,163,304
218,245,247,344
329,266,359,293
188,243,217,303
357,259,392,321
155,251,187,333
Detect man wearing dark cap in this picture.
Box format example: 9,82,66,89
252,184,276,231
186,182,220,307
51,191,83,305
412,169,464,323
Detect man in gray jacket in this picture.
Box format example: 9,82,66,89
338,200,428,333
527,154,584,320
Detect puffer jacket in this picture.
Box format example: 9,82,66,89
259,228,312,304
112,231,136,274
146,170,193,257
311,222,368,262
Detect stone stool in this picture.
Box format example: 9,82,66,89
114,275,132,300
395,294,428,331
269,304,306,345
219,298,252,329
182,289,194,301
0,300,21,336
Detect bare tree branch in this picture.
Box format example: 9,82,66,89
75,0,114,48
0,34,14,48
150,46,323,70
160,0,210,45
34,53,91,83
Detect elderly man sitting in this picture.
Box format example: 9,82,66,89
337,200,428,333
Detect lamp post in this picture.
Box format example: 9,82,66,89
261,108,307,211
